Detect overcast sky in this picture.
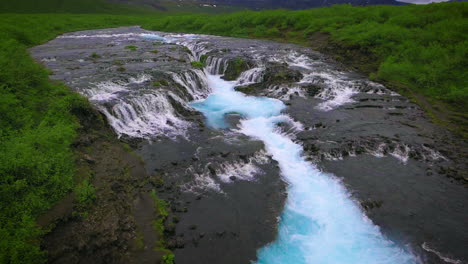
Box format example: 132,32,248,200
396,0,450,4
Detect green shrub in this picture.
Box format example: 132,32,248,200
125,45,138,51
190,61,204,69
91,52,101,59
162,253,175,264
200,54,208,63
153,80,169,87
75,180,96,205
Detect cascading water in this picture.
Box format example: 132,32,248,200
32,27,468,264
191,73,420,264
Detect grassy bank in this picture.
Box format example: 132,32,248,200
0,14,152,264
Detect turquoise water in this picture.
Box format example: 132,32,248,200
192,74,419,264
191,77,285,129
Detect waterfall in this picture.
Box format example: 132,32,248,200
237,67,264,85
99,91,191,139
171,69,210,101
80,68,210,139
205,56,228,75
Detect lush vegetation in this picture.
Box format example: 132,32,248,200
0,1,466,263
0,35,79,264
150,190,175,264
147,2,468,111
190,60,205,69
0,14,154,264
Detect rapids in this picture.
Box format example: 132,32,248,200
193,74,419,264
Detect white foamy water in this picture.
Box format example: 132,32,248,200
205,56,228,75
191,73,419,264
266,85,307,100
81,69,209,139
100,91,191,139
58,32,167,42
237,67,264,85
422,243,462,264
86,80,127,101
171,69,210,100
216,151,270,183
299,72,359,111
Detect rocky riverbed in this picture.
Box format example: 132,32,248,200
31,26,467,264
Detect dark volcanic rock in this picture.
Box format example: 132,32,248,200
235,63,303,95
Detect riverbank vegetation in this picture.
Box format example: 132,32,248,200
0,1,466,263
0,14,152,264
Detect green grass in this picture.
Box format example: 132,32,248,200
162,253,175,264
125,45,138,51
149,191,173,257
0,13,155,264
154,80,169,87
75,179,96,206
190,60,204,69
91,52,101,59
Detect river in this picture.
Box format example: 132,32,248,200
31,26,467,264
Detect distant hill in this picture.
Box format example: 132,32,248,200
110,0,406,11
0,0,154,13
0,0,460,14
0,0,241,13
200,0,406,9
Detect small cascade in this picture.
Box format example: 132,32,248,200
85,80,127,101
171,69,210,101
287,51,315,69
99,91,191,139
265,85,307,101
237,67,264,85
205,56,228,75
183,41,210,61
81,69,210,139
299,72,360,111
